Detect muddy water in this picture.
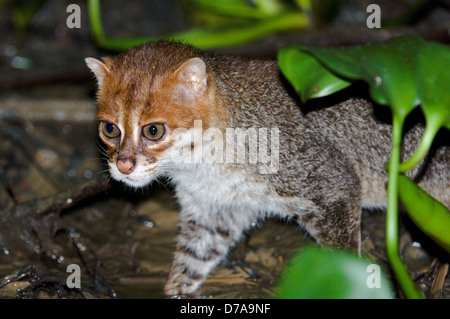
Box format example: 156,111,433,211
60,185,315,299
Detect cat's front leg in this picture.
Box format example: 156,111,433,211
164,202,253,295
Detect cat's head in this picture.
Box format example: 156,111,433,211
85,42,225,188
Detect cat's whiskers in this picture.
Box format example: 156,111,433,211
94,168,111,175
96,149,109,159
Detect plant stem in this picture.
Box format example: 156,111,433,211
386,113,424,299
87,0,107,47
399,116,441,172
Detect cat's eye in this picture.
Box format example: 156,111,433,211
142,124,165,141
101,122,121,138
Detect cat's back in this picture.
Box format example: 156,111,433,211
208,55,448,207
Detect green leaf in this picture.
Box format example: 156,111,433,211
276,246,394,299
278,46,351,103
190,0,276,19
276,35,443,299
294,35,427,119
417,42,450,131
398,175,450,252
88,0,309,50
399,42,450,171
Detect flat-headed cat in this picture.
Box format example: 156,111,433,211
86,41,449,295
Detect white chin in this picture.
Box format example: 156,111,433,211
110,170,154,189
120,176,153,188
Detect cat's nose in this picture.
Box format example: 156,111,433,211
117,158,136,175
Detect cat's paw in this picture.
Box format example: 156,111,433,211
164,268,203,295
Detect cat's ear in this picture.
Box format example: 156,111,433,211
174,57,208,103
85,57,111,88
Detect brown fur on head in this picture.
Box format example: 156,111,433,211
85,41,227,187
